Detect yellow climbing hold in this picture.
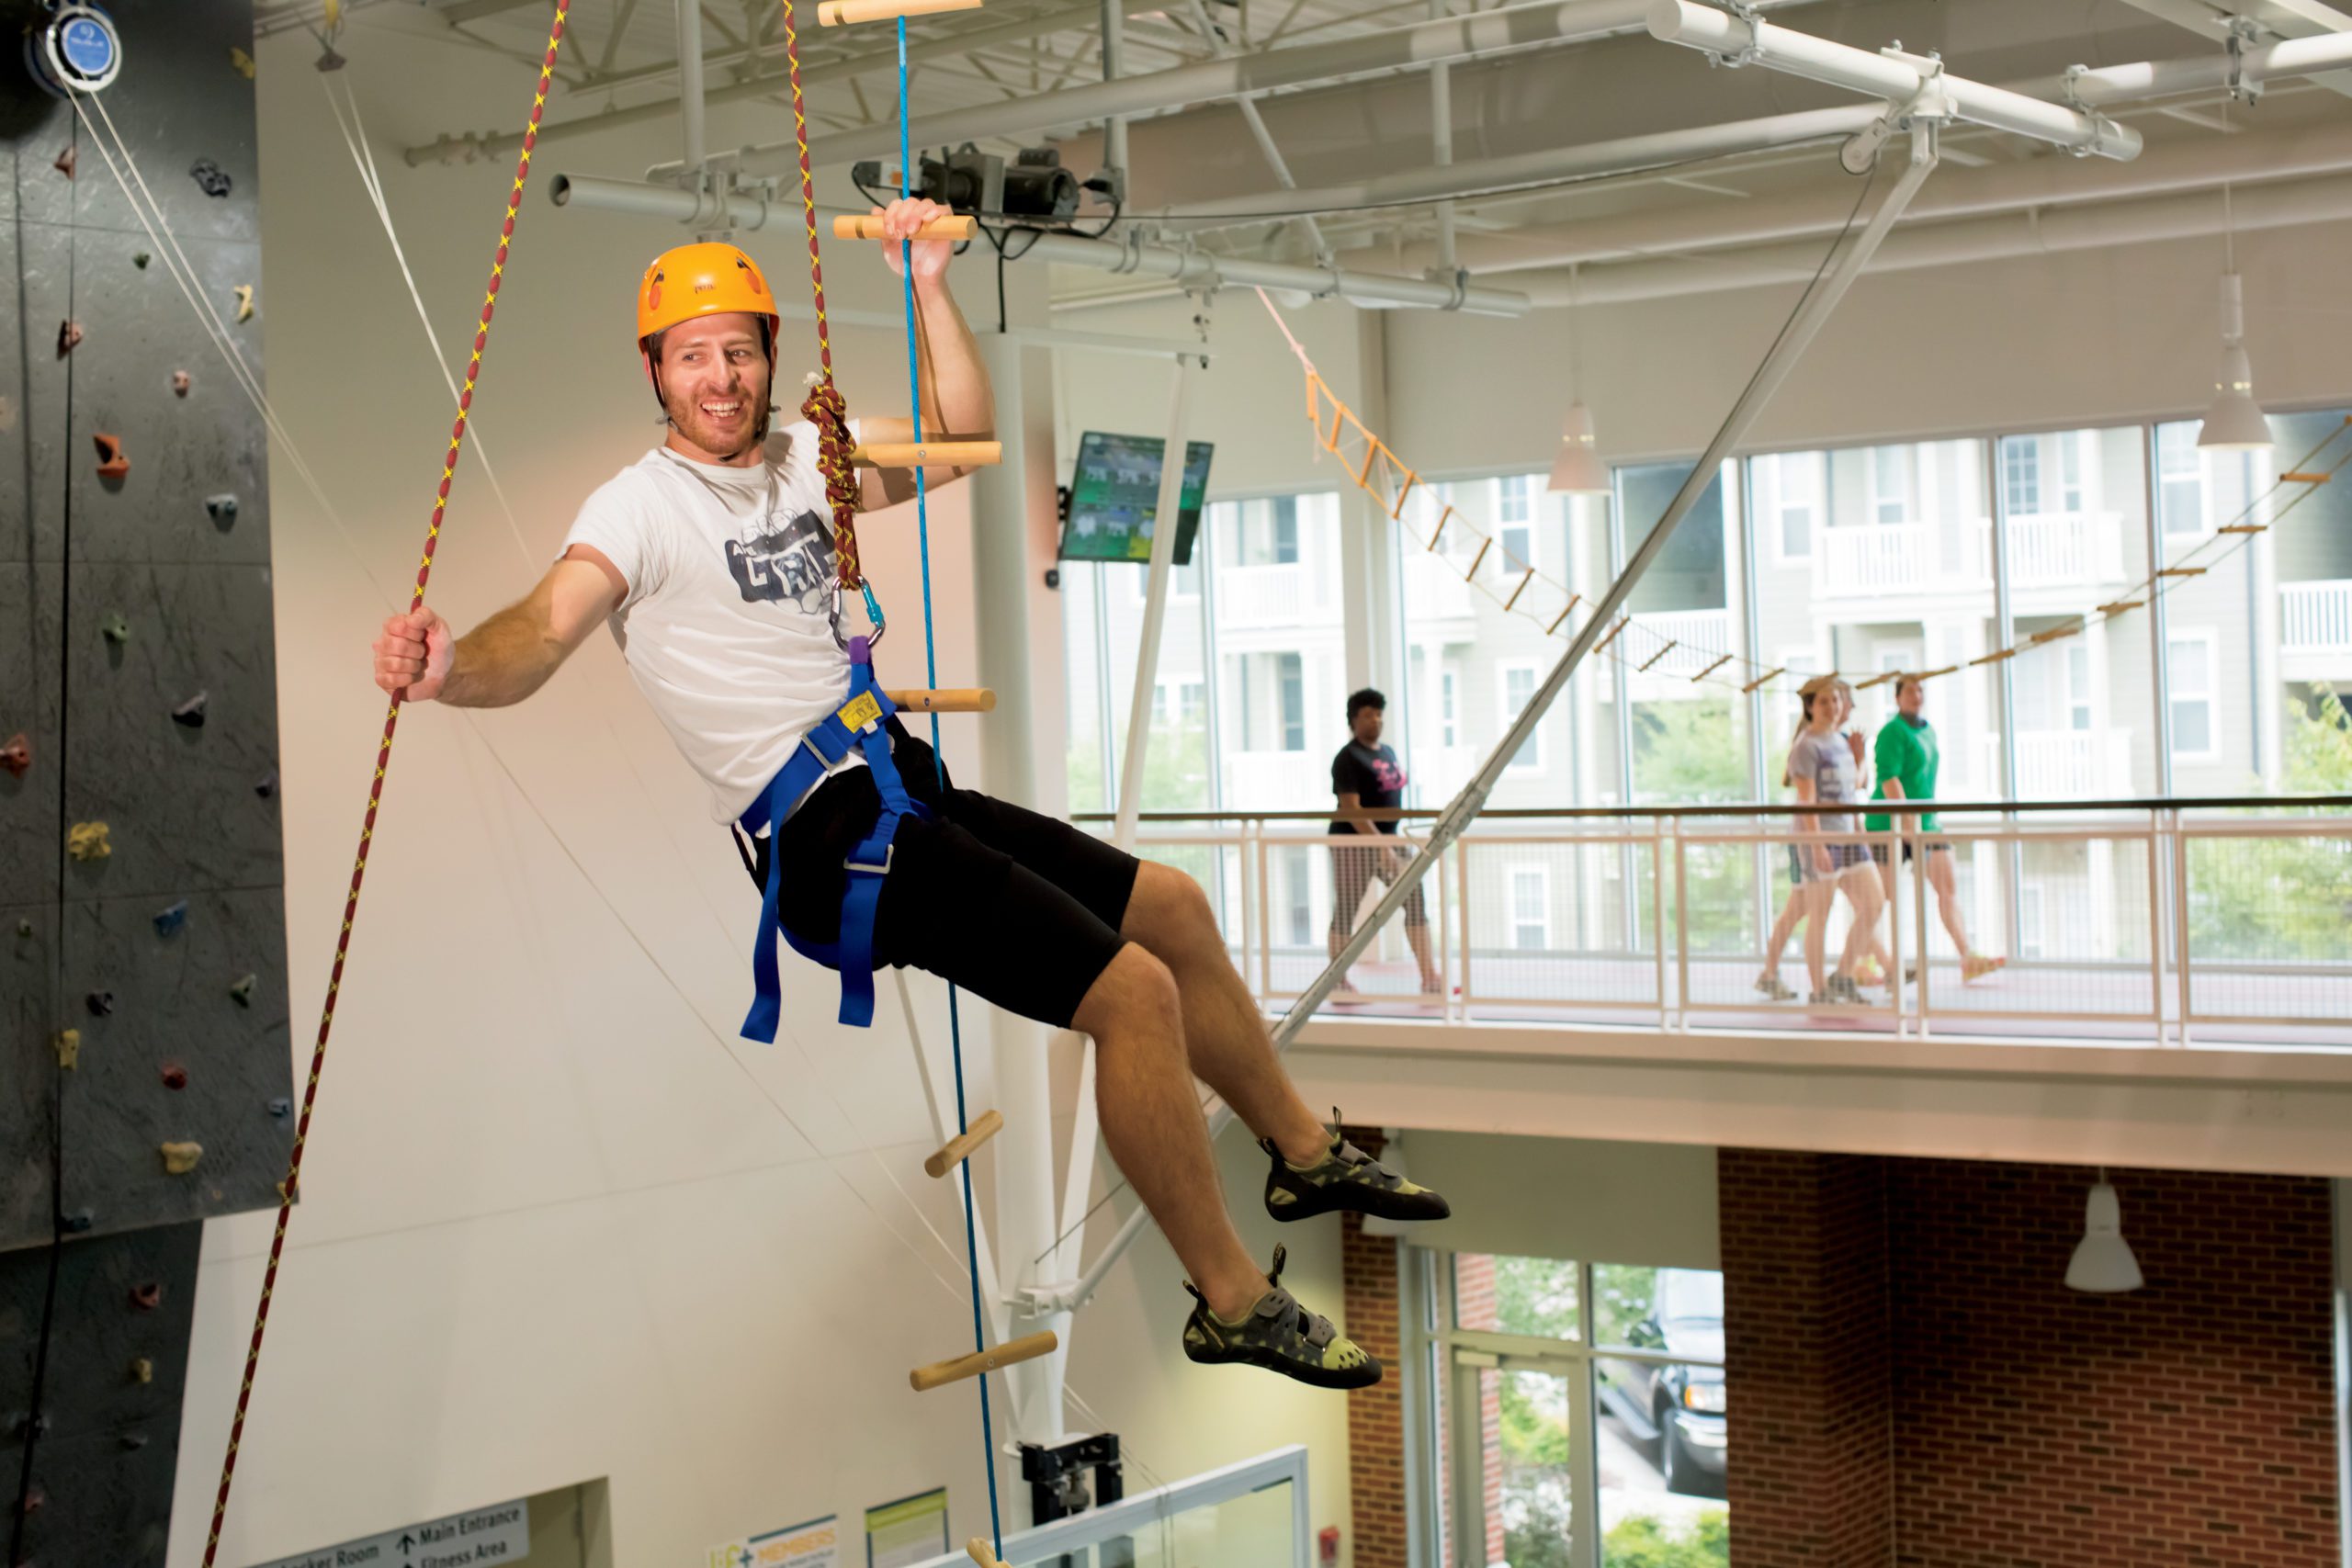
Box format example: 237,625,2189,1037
231,46,256,78
53,1030,81,1070
234,285,255,324
67,820,110,861
162,1141,205,1175
130,1357,154,1384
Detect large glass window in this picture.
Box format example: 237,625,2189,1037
1620,461,1752,807
1210,492,1344,807
1432,1252,1728,1568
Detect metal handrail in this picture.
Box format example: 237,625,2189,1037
1074,794,2352,823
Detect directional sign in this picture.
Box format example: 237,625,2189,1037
708,1512,840,1568
249,1497,531,1568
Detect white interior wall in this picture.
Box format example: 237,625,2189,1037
179,25,1349,1568
1059,218,2352,482
1389,1133,1719,1269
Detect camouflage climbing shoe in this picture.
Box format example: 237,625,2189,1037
1261,1110,1451,1224
1182,1246,1382,1390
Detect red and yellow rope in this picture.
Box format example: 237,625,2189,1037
198,7,571,1561
779,0,866,591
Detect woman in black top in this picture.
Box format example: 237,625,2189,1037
1329,689,1443,998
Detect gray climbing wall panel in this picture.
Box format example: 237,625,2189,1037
4,1,286,1562
0,1220,203,1568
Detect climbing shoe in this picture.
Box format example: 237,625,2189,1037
1182,1246,1382,1390
1753,972,1795,1001
1262,1110,1451,1224
1826,974,1866,1004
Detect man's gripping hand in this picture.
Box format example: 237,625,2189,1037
373,607,454,703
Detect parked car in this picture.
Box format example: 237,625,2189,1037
1594,1268,1726,1497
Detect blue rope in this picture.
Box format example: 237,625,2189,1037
897,17,1005,1559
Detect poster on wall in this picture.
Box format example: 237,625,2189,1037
865,1487,950,1568
709,1512,842,1568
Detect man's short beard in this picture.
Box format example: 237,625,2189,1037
665,389,773,452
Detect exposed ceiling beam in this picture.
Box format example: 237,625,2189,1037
438,0,553,22
2118,0,2352,98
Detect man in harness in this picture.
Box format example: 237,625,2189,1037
369,204,1448,1390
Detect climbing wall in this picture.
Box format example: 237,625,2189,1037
2,2,289,1562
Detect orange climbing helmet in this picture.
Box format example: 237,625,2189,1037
635,241,778,393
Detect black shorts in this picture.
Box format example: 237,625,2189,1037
1328,837,1428,935
1869,840,1951,866
735,723,1139,1029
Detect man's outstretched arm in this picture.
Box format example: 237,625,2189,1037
857,198,995,510
370,547,624,707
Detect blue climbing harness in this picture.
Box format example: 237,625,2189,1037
738,635,927,1040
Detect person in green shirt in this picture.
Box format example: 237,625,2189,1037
1867,675,2001,981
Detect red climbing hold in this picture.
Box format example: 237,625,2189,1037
0,732,28,778
162,1064,189,1090
94,431,130,479
130,1281,163,1311
58,319,83,356
53,146,74,178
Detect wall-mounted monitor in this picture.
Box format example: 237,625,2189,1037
1060,431,1215,565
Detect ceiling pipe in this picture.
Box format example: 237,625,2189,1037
1165,103,1881,222
1505,167,2352,305
647,0,1825,182
549,171,1533,313
2020,28,2352,106
1646,0,2141,159
1386,117,2352,276
404,0,1167,166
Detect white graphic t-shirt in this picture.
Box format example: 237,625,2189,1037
560,424,863,823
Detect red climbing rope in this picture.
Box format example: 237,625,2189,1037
198,7,571,1562
779,0,867,592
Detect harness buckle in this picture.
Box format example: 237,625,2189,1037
845,843,896,876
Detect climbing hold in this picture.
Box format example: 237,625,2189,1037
53,145,74,178
52,1030,80,1069
66,820,110,861
230,45,255,78
101,611,130,644
62,1209,93,1234
134,251,151,269
153,899,188,936
173,369,191,396
161,1063,187,1090
14,919,30,939
207,492,239,526
93,430,130,479
254,769,277,799
967,1540,1004,1568
266,1096,290,1118
191,157,232,197
233,284,254,322
85,990,113,1016
120,1430,150,1450
130,1357,153,1384
171,691,208,728
160,1141,203,1175
130,1281,162,1311
57,319,83,355
229,972,257,1006
1,731,28,778
19,1483,43,1516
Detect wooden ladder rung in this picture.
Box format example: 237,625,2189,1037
820,0,982,24
967,1541,1004,1568
910,1329,1057,1392
2280,470,2332,483
833,214,978,243
852,440,1002,468
923,1109,1004,1178
888,688,997,714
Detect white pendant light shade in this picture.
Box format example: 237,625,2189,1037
2064,1179,2145,1293
1547,402,1610,493
2198,274,2272,452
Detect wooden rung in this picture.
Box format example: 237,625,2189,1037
1740,665,1784,694
1427,506,1453,552
1594,616,1630,653
1854,669,1903,690
1691,653,1733,682
888,688,997,714
832,214,978,242
821,0,981,24
967,1541,1003,1568
2096,601,2143,615
1545,594,1583,636
852,440,1002,468
1635,638,1677,673
1464,536,1491,577
1915,664,1959,682
2030,623,2083,644
2157,566,2207,578
1502,568,1536,613
911,1329,1057,1392
2218,523,2267,534
2281,470,2331,482
1968,647,2018,668
923,1109,1004,1178
1389,469,1419,521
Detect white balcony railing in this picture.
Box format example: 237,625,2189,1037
1216,561,1338,631
2000,730,2134,801
1401,549,1476,621
2006,510,2127,588
1627,608,1734,688
2282,580,2352,653
1224,749,1330,807
1817,522,1948,596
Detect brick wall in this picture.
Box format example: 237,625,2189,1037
1718,1151,1894,1568
1342,1126,1408,1568
1722,1151,2340,1568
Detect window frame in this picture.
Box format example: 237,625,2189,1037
1509,863,1554,951
2165,626,2221,762
1498,660,1546,773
